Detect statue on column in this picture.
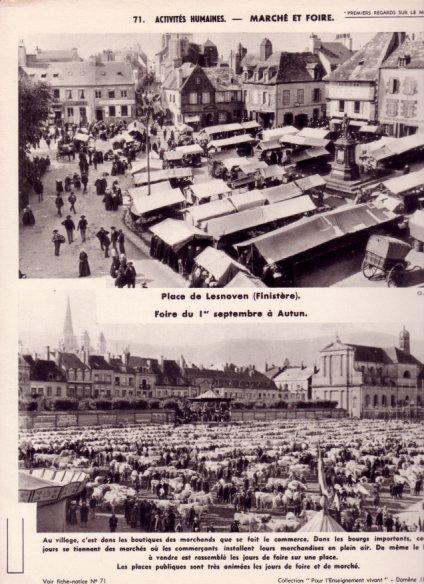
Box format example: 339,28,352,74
341,113,349,139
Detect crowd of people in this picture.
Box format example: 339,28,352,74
19,419,424,533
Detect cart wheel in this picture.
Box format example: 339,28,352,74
362,261,378,279
386,263,405,287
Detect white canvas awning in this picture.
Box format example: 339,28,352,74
208,134,256,150
175,144,204,155
189,179,231,202
130,187,185,216
195,247,248,286
150,219,212,251
134,167,193,186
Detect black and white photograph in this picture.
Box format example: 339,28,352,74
18,291,424,533
18,32,424,287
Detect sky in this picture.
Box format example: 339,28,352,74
18,290,424,365
22,32,375,64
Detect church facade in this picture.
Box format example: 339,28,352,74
312,327,424,418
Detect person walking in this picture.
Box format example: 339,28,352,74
55,194,64,217
78,249,91,277
62,215,76,244
77,215,88,242
110,226,119,252
68,191,77,214
96,227,109,251
125,261,136,288
81,172,88,193
109,513,118,533
22,206,35,226
117,229,126,255
52,229,64,256
34,177,44,202
102,231,111,258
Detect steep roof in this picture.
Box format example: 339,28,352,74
60,352,89,371
23,356,66,382
325,32,402,81
274,366,315,383
127,356,161,374
32,49,81,62
183,366,276,388
381,35,424,69
22,60,135,87
109,358,136,374
244,51,324,85
319,42,353,65
162,62,196,90
347,344,422,366
156,359,189,387
88,355,114,371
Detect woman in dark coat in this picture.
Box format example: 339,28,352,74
79,249,91,277
22,206,35,226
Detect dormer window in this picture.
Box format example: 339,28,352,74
398,54,411,67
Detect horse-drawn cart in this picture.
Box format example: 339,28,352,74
362,235,411,287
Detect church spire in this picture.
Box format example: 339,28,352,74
62,296,77,351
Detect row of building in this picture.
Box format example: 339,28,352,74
18,301,424,418
19,32,424,137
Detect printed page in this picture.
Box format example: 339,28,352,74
0,0,423,583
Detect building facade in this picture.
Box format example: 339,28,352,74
21,57,136,125
273,366,315,403
88,355,114,399
56,351,92,399
162,63,243,128
22,356,67,401
312,328,424,418
378,34,424,137
242,36,351,129
325,32,405,127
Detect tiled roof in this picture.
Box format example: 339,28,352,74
32,49,81,62
183,367,276,388
128,356,161,374
22,60,135,87
348,344,422,366
381,35,424,69
244,52,324,84
205,67,242,91
325,32,402,81
60,352,88,371
23,356,67,382
162,62,196,90
88,355,114,371
109,358,136,374
319,42,353,65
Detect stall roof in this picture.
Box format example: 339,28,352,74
134,167,193,186
229,190,267,212
131,188,185,216
408,210,424,242
130,159,163,174
261,127,298,141
150,218,213,251
280,134,330,148
225,271,267,288
128,182,175,199
260,164,287,180
241,121,262,131
117,131,135,143
296,127,332,140
202,123,243,137
237,159,268,174
373,193,404,213
261,182,303,204
295,174,327,191
205,195,316,239
164,151,183,161
369,134,424,162
235,203,396,265
381,168,424,195
208,134,256,150
195,246,248,286
221,157,249,171
187,198,235,225
290,147,330,163
360,125,380,133
190,179,231,201
256,140,283,151
175,143,204,155
128,120,146,133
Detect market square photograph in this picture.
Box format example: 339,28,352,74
18,291,424,533
18,32,424,287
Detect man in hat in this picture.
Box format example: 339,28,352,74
96,227,110,257
125,261,136,288
117,229,126,255
55,194,64,217
68,191,77,214
110,226,119,251
62,215,76,244
52,229,64,256
81,172,88,193
77,215,88,242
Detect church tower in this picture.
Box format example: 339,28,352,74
61,297,77,352
399,325,410,354
98,332,107,355
81,330,91,352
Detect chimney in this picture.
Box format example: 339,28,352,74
309,34,321,54
124,349,130,366
107,352,111,363
46,346,50,361
335,34,352,52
